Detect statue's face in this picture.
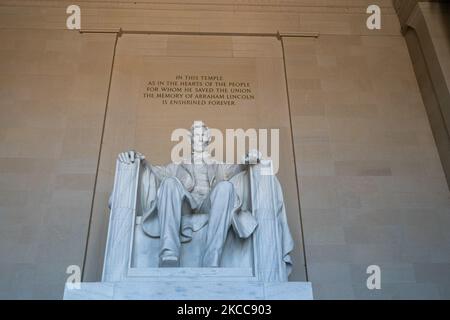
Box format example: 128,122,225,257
191,123,211,153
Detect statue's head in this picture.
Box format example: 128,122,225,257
190,121,211,153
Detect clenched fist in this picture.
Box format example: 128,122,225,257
244,149,262,164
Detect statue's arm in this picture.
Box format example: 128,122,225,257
118,150,170,181
222,163,246,180
222,150,263,179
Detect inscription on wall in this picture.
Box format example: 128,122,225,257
143,74,255,106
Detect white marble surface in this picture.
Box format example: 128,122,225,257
64,281,313,300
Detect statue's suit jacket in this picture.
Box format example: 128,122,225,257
138,159,258,243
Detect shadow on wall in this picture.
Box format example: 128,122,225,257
400,1,450,190
437,3,450,42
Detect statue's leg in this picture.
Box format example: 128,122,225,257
157,177,187,267
202,181,235,267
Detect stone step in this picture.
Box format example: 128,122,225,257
64,281,313,300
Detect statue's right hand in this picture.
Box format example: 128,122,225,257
118,150,145,165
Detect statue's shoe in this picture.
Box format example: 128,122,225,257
159,256,179,268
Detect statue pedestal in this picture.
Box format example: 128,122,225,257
63,280,313,300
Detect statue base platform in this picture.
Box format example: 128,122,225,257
63,281,313,300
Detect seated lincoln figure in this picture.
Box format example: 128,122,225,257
119,121,261,268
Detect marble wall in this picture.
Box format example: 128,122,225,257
416,3,450,187
284,33,450,299
0,29,115,298
396,1,450,188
